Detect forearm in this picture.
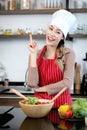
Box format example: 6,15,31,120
27,55,39,87
46,49,75,95
46,76,73,95
30,53,37,67
27,66,39,87
46,66,74,95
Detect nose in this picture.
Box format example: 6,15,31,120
50,30,55,36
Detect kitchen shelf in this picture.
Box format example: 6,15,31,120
0,34,87,40
0,7,87,40
4,7,85,15
0,8,59,15
0,34,45,39
69,33,87,38
69,8,87,13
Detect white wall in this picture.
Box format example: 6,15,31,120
0,13,87,82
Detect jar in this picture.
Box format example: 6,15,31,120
0,29,4,34
4,29,12,35
20,0,30,10
7,0,16,10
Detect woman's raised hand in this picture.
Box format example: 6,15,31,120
27,33,38,53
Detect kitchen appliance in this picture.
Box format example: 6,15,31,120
0,63,7,82
0,106,14,128
81,53,87,94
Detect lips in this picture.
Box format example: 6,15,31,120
47,36,55,42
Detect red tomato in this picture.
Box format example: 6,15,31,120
22,100,28,104
37,101,44,104
65,109,73,118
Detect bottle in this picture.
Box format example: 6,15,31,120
4,79,9,87
20,0,30,10
7,0,17,10
75,64,81,92
25,27,31,34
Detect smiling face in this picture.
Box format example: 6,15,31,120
46,25,64,47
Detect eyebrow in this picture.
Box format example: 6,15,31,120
50,25,62,32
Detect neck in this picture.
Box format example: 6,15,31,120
45,45,57,59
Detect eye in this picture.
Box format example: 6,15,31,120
56,31,62,35
49,27,53,30
56,31,61,34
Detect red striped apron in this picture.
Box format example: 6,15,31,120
34,46,72,108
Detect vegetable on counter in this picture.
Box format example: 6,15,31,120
58,98,87,119
65,109,73,118
58,104,73,118
72,98,87,118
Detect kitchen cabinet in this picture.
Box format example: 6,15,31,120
67,0,87,39
0,8,87,40
0,0,87,40
0,8,59,40
68,8,87,39
0,0,87,39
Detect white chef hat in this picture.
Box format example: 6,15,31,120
50,9,78,38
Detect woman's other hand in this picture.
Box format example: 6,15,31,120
34,86,47,92
27,33,38,53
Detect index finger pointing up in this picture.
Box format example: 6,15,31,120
29,33,33,42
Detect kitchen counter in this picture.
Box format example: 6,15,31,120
0,85,87,96
0,85,34,94
0,86,34,107
0,106,86,130
0,85,87,107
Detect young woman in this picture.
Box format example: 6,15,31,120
27,9,77,108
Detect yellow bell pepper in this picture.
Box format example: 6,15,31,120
59,104,70,117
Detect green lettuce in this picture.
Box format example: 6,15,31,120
26,97,39,105
72,98,87,118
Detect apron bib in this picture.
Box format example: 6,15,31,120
35,46,72,108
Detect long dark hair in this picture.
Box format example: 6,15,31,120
57,39,64,49
56,39,65,70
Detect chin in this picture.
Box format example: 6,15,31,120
46,40,53,45
46,40,55,45
46,43,53,46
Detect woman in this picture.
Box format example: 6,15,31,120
27,9,77,108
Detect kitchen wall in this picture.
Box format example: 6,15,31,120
0,12,87,83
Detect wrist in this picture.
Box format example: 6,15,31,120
30,53,37,67
31,52,37,57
